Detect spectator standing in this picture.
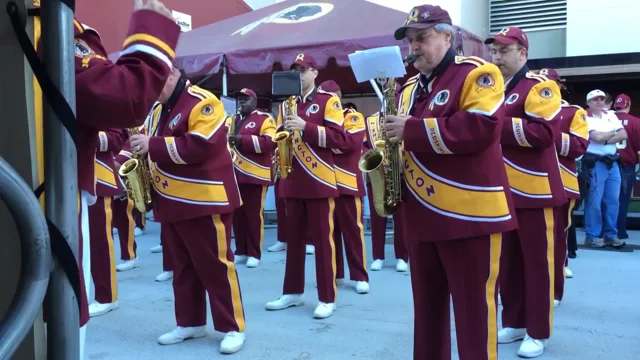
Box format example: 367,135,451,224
614,94,640,239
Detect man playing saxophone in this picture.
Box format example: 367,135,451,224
384,5,516,360
265,53,348,319
130,67,246,353
318,81,369,294
227,88,277,268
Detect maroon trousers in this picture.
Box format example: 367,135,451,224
500,207,557,340
233,184,268,259
88,196,118,304
554,199,576,301
163,213,245,332
112,197,138,260
133,207,146,230
366,181,408,261
159,226,173,272
275,185,313,245
333,195,368,282
409,234,501,360
283,198,337,303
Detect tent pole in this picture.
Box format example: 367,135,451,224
41,0,80,359
222,56,228,96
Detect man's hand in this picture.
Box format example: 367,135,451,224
383,115,410,143
130,134,151,155
134,0,174,20
228,135,242,146
285,115,306,131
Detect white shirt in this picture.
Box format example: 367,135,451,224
586,110,623,156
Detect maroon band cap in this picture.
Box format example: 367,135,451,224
290,53,318,70
485,26,529,50
234,88,257,99
319,80,340,93
615,94,631,109
394,5,452,40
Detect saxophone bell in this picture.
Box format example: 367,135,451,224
119,127,154,213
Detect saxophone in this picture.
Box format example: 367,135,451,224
358,54,419,217
271,96,296,179
118,127,153,213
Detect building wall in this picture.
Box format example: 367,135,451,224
76,0,252,54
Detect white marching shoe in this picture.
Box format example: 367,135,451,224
517,334,547,358
134,227,144,237
313,302,336,319
396,259,409,272
306,245,315,255
370,259,384,271
267,241,286,252
157,326,207,345
554,299,560,308
565,267,573,278
116,257,139,272
246,257,260,268
89,301,119,317
234,255,248,264
497,327,526,344
265,294,304,310
150,244,163,253
155,271,173,282
220,331,245,354
355,281,370,294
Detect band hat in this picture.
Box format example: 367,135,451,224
586,89,606,102
393,5,452,41
233,88,257,99
290,53,318,70
484,26,529,50
319,80,340,93
614,94,631,109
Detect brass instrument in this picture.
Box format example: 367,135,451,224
118,127,153,213
272,96,295,179
358,54,419,217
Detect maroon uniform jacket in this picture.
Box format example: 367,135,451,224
501,67,566,208
95,129,127,197
276,87,348,199
225,110,277,185
554,101,589,199
397,53,516,242
333,108,366,197
615,112,640,167
147,84,241,223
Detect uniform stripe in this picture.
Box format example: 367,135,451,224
212,214,246,332
564,199,576,273
258,186,268,253
125,198,136,259
355,197,367,269
327,198,337,302
122,33,175,58
485,233,502,360
543,207,555,335
104,197,118,302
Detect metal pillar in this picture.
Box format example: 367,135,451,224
0,159,51,360
40,0,80,359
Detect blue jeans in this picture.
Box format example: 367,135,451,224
617,165,636,239
585,161,621,239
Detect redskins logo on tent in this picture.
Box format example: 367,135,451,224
232,3,335,36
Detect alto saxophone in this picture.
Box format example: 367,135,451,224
358,54,419,217
118,127,154,213
272,95,296,179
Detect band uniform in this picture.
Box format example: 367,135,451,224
363,111,408,271
331,107,369,288
397,48,517,358
227,90,277,265
113,140,141,267
145,80,246,348
31,2,181,330
496,64,565,341
551,98,589,302
267,55,349,318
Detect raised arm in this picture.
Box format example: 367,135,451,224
403,63,505,154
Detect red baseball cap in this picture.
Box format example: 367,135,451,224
615,94,631,109
394,5,452,40
539,68,559,81
485,26,529,50
233,88,257,99
290,53,318,70
319,80,340,93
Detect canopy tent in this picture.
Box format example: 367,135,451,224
174,0,489,96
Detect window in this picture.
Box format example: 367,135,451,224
490,0,567,33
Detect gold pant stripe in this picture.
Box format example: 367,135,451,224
212,214,246,332
485,233,502,360
105,197,118,301
259,186,268,253
355,197,367,269
125,198,136,259
327,198,337,302
543,207,555,335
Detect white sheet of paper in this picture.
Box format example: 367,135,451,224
221,96,237,115
348,46,407,83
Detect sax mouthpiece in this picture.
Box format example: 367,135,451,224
404,54,420,66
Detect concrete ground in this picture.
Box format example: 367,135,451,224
86,222,640,360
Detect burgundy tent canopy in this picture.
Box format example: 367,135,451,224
175,0,489,96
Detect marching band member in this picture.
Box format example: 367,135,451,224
130,67,246,353
539,69,589,306
268,192,316,255
318,81,369,293
486,27,564,357
228,88,277,268
363,111,409,272
265,53,348,319
89,129,127,317
112,143,141,272
387,5,516,359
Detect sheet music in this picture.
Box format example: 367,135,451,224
348,46,407,83
221,96,237,116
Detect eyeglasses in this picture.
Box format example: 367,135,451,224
489,47,520,55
